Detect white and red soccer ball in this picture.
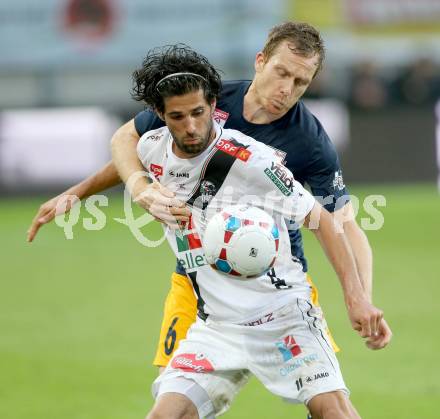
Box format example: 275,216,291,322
203,205,279,278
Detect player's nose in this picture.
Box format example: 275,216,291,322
184,117,197,135
280,80,294,97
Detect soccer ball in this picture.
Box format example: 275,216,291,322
203,205,279,278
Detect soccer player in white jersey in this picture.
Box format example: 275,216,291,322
132,45,384,419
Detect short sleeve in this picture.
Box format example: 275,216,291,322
302,131,349,213
134,110,165,136
136,127,167,169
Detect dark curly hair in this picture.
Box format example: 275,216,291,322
131,44,222,113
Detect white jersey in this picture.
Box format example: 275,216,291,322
137,123,316,322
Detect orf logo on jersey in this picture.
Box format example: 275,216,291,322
213,109,229,127
149,164,163,178
216,138,252,162
276,335,302,362
171,353,214,373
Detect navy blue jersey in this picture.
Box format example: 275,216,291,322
134,80,349,272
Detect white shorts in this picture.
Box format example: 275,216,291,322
153,299,349,417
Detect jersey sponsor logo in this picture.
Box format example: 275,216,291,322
243,312,274,327
264,162,294,196
176,216,202,251
279,353,319,377
276,335,302,362
171,353,214,373
216,138,252,162
332,170,345,191
168,170,189,178
147,133,162,142
175,216,208,271
149,163,163,178
213,108,230,127
177,252,207,271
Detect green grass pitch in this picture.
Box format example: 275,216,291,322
0,184,438,419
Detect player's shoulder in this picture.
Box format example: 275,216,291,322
137,126,169,156
218,80,250,105
290,101,337,160
220,80,250,95
139,126,169,143
134,109,165,136
291,101,327,141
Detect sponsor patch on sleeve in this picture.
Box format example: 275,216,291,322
213,108,229,127
149,163,163,178
264,162,294,196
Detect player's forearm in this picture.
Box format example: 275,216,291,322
63,161,121,200
343,220,373,303
307,205,367,306
111,119,149,196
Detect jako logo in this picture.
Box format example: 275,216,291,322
306,371,330,384
276,335,302,362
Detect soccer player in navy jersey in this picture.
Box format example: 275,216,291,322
28,22,391,371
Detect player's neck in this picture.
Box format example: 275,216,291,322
243,83,289,124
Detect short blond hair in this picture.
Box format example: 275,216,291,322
262,22,325,76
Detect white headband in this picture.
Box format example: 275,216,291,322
155,72,207,91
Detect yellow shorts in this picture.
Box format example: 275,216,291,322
153,272,339,367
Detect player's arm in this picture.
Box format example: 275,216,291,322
111,119,146,198
27,119,144,242
112,113,190,225
246,152,388,346
333,202,392,349
111,119,182,222
304,204,384,342
301,132,391,349
27,161,120,242
333,202,372,300
301,130,375,299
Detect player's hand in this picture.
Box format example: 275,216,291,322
366,318,392,350
346,297,384,340
133,182,190,228
27,194,79,242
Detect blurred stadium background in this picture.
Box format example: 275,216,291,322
0,1,439,418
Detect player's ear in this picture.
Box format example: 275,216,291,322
255,51,265,73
